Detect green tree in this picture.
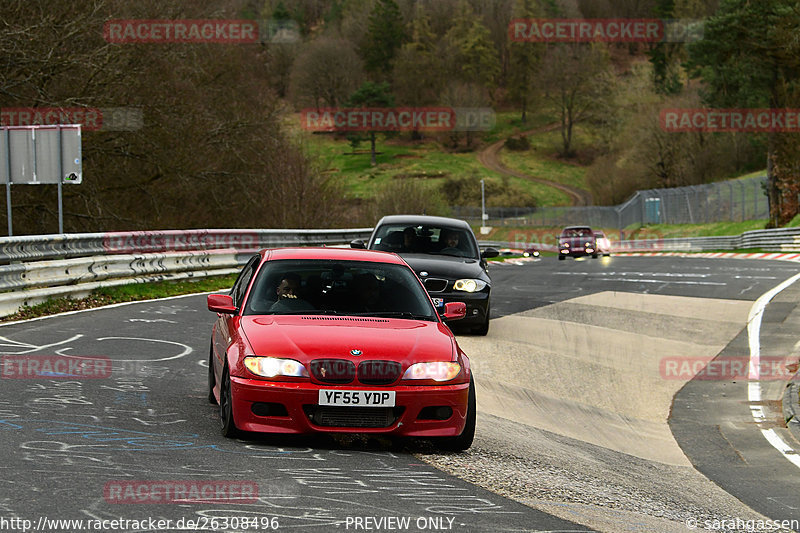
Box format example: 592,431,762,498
507,0,544,123
646,0,684,95
361,0,406,78
392,5,444,136
443,3,501,94
687,0,800,226
347,81,395,166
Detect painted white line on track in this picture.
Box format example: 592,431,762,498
747,271,800,468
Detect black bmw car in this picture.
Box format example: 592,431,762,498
351,215,498,335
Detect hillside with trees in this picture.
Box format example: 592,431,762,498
1,0,796,233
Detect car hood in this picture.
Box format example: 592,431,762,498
397,254,487,281
240,316,456,363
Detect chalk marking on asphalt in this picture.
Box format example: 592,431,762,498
747,272,800,469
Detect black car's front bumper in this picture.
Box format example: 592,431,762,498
429,289,490,327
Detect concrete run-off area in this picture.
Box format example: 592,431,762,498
418,291,780,532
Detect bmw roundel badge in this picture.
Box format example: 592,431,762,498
350,349,362,356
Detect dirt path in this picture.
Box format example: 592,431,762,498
477,122,593,206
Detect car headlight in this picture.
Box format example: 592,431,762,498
453,279,487,292
402,362,462,382
561,242,569,247
244,356,309,378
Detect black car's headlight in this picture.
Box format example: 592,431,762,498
453,279,487,292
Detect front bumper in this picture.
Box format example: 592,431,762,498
431,289,490,326
559,246,595,257
230,377,469,437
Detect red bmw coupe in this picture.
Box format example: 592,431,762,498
207,247,475,450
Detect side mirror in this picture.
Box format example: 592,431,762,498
350,239,366,249
442,302,467,321
480,247,499,259
208,294,237,314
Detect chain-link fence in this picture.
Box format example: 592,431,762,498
453,175,769,228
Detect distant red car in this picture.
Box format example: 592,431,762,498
558,226,597,260
207,247,475,450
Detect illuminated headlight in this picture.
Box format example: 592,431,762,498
561,242,569,248
244,356,308,378
402,362,462,382
453,279,486,292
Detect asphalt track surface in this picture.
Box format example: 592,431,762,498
0,254,798,532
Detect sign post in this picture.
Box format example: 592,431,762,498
0,124,82,235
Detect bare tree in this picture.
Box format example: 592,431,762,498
534,43,613,157
288,37,365,109
0,0,350,233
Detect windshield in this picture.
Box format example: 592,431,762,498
562,228,593,239
244,259,438,320
370,224,479,258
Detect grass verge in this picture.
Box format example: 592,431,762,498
0,274,238,323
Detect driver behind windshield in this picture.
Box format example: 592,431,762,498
270,273,315,312
439,229,464,255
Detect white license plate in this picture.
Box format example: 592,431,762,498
318,390,396,407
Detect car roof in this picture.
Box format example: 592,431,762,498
376,214,472,231
260,247,405,265
563,225,592,230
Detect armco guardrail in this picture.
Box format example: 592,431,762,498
611,227,800,253
0,228,373,264
0,228,372,317
0,249,239,292
485,227,800,254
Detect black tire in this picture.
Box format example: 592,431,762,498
558,255,565,260
472,309,490,336
208,344,218,405
438,378,476,452
592,253,598,258
219,365,238,438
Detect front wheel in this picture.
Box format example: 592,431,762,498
437,379,476,452
219,365,238,438
558,255,565,260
